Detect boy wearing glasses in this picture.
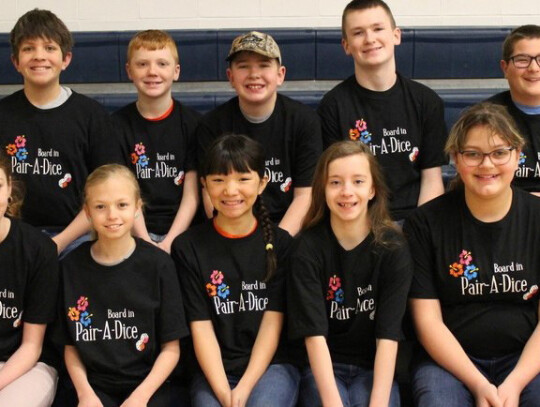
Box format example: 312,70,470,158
318,0,447,222
489,25,540,196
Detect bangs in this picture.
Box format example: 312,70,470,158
201,134,265,177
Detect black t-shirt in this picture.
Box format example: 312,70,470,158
489,91,540,193
288,221,412,368
60,239,188,392
172,220,292,376
196,94,322,223
405,188,540,358
0,218,58,362
0,90,114,229
318,74,447,220
111,100,201,234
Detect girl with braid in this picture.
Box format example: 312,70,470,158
172,134,300,407
288,141,412,407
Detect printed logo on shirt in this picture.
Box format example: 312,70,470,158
131,142,183,183
205,269,268,315
349,119,419,159
326,274,375,321
0,288,22,326
349,119,372,144
67,295,148,348
514,151,540,180
5,135,28,162
264,157,292,193
449,250,537,298
5,135,70,187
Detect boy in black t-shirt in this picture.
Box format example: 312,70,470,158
0,9,113,255
489,25,540,196
196,31,322,236
112,30,200,253
318,0,447,221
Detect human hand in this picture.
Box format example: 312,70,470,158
157,236,172,254
497,377,522,407
230,381,253,407
473,380,502,407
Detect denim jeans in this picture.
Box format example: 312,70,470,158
190,363,300,407
299,362,401,407
412,351,540,407
149,232,166,243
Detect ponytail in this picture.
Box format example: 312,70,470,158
254,195,277,282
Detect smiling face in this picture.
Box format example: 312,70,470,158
84,176,141,243
227,51,285,110
325,153,375,230
501,37,540,106
202,169,268,229
456,124,520,202
126,46,180,100
12,37,71,89
342,6,401,71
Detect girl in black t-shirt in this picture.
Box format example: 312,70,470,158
288,141,411,407
0,152,58,405
172,134,300,407
406,102,540,407
61,164,187,407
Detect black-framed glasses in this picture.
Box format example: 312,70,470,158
458,147,516,167
508,54,540,69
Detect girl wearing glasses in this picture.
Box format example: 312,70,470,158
405,102,540,407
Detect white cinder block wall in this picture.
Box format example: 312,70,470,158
0,0,539,32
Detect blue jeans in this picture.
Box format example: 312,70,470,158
149,233,166,243
190,363,300,407
299,362,401,407
412,352,540,407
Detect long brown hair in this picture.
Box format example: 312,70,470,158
0,152,23,218
303,141,398,246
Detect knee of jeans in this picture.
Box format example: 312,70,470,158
519,373,540,407
412,363,472,407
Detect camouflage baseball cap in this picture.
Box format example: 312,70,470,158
226,31,282,64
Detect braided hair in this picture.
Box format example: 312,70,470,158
202,134,277,281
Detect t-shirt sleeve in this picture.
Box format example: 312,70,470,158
418,89,448,169
158,257,190,343
266,228,293,312
291,106,323,187
109,113,136,167
287,237,329,340
88,102,118,169
24,237,59,324
171,236,212,322
403,211,439,299
181,106,202,173
317,93,343,149
195,119,218,173
375,239,413,340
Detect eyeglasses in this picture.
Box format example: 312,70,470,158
508,54,540,69
458,147,516,167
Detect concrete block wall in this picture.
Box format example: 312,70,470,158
0,0,538,32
